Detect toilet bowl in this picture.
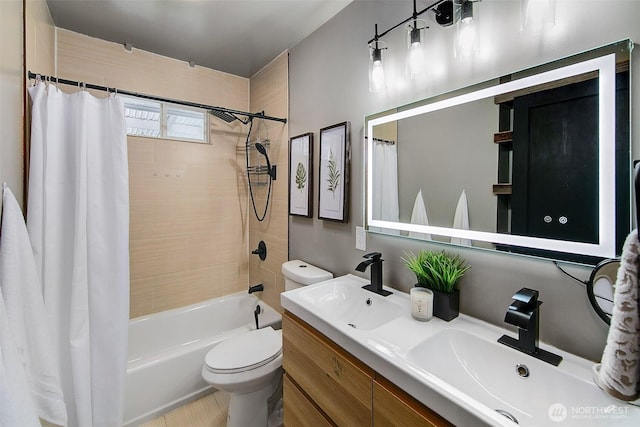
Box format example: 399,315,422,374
202,260,332,427
202,327,283,427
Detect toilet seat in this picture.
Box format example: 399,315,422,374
205,327,282,374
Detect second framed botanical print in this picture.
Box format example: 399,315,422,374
318,122,350,222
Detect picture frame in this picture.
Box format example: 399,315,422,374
318,122,350,222
289,132,313,217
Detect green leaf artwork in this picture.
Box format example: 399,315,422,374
327,148,341,198
295,162,307,190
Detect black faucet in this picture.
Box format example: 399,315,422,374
355,252,392,296
254,304,261,329
248,284,264,294
497,288,562,366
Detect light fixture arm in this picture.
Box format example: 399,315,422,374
367,0,448,45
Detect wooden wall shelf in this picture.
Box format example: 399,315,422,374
494,131,513,145
493,184,512,195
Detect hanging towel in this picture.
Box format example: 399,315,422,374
451,189,472,246
0,186,67,425
0,285,41,427
596,229,640,401
408,190,432,240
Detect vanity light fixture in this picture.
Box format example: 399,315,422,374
367,0,449,92
367,0,484,92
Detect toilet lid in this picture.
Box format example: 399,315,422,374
205,327,282,374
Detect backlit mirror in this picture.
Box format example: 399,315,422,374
365,41,632,263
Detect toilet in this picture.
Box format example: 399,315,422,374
201,260,332,427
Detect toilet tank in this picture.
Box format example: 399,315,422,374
282,260,333,291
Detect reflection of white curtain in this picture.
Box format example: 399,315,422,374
372,142,399,224
27,82,129,427
451,189,472,246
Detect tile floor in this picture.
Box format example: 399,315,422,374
140,391,230,427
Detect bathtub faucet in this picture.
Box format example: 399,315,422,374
248,284,264,294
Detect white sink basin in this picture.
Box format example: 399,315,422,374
407,329,628,426
296,275,404,330
282,275,640,426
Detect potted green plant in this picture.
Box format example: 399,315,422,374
402,250,470,321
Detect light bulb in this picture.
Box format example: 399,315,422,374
406,20,427,79
369,42,386,92
371,57,385,92
454,1,477,59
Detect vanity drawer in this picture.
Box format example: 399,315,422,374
283,373,335,427
373,376,453,427
283,312,373,426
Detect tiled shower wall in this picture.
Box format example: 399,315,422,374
248,53,289,313
57,29,253,318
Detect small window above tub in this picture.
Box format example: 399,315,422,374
120,95,209,144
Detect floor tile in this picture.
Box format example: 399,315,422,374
141,391,229,427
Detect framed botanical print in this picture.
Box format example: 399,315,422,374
289,132,313,217
318,122,350,222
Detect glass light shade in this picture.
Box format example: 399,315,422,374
369,41,386,92
520,0,556,33
454,1,477,59
406,19,427,79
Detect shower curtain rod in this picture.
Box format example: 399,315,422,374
27,71,288,124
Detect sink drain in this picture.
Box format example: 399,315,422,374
515,364,530,378
495,409,519,424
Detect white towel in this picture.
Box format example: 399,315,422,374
451,189,472,246
408,190,432,240
596,229,640,401
0,186,67,425
0,286,41,427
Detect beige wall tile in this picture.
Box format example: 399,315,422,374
249,52,289,314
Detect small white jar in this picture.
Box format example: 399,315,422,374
410,287,433,321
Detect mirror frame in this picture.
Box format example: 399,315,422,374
365,51,622,259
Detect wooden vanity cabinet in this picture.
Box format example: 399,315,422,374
283,373,335,427
282,311,453,427
373,376,453,427
283,312,373,426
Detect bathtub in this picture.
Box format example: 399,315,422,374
123,292,281,426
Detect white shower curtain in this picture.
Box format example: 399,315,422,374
372,142,399,224
27,82,129,427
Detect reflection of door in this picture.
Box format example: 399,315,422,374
512,78,599,244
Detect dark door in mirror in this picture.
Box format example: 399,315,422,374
512,77,599,245
507,69,630,264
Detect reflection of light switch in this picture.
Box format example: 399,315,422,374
356,226,366,251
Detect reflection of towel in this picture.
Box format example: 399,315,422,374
596,229,640,401
408,190,432,240
0,186,67,424
451,190,471,246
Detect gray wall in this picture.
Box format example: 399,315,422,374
397,97,498,234
288,0,640,361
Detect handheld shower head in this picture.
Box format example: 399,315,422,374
255,142,276,180
255,142,268,156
